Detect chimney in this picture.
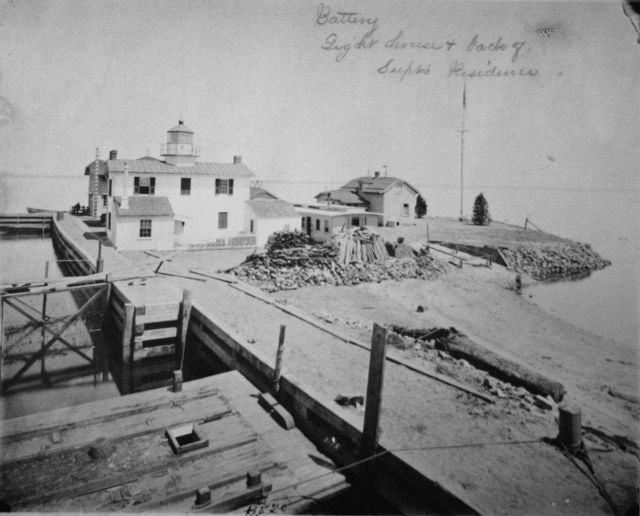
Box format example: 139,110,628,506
374,171,380,178
109,149,118,160
358,180,364,192
233,155,242,164
121,161,129,210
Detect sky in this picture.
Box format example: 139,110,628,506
0,0,638,228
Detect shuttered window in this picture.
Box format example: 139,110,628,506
215,179,234,195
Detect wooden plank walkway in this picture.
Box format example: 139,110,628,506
0,371,348,513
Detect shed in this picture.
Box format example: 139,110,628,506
245,199,301,247
110,196,175,251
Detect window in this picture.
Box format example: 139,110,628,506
102,195,107,207
181,178,191,195
108,179,112,197
134,176,155,195
218,212,228,229
315,219,320,231
402,203,409,217
324,220,329,233
250,219,254,233
107,213,111,230
301,217,305,229
351,217,360,226
139,219,152,238
215,179,234,195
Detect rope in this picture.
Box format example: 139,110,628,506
264,438,543,503
559,442,619,515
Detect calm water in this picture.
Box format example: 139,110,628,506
1,174,638,349
0,232,119,419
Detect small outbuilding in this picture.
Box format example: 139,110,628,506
245,199,301,247
109,196,175,251
296,205,383,243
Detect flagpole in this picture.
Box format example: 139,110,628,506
459,83,467,222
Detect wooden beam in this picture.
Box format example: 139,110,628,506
121,303,135,364
2,287,105,390
178,290,192,370
273,324,285,393
362,323,388,456
0,297,4,384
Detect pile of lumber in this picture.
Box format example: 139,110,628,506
334,228,389,265
265,230,310,252
230,243,445,292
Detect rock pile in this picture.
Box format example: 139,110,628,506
230,240,445,292
499,242,611,280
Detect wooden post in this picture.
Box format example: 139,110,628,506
426,223,430,248
121,303,135,364
362,323,388,456
273,325,286,392
178,290,192,371
0,297,4,384
96,241,104,273
40,261,49,384
558,403,582,450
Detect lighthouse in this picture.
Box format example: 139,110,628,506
161,120,200,167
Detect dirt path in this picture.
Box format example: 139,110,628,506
160,260,638,515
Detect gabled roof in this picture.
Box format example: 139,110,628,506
84,160,108,176
250,186,279,200
247,199,299,219
341,176,419,195
106,159,255,178
113,196,174,217
315,189,367,205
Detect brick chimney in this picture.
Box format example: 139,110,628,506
233,155,242,164
374,171,380,178
109,150,118,160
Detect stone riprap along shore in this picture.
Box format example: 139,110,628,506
499,242,611,280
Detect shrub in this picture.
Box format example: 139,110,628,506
415,195,427,218
472,193,490,225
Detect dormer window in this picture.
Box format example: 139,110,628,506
134,176,156,195
215,179,234,195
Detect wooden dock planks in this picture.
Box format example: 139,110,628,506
0,371,349,513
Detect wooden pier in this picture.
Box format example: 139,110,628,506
0,371,349,513
0,213,51,235
105,277,188,393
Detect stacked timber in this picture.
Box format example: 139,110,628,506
265,230,311,252
231,242,445,292
334,228,389,265
499,242,610,280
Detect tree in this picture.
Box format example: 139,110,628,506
472,193,490,225
415,195,427,218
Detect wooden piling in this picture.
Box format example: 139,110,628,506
40,261,49,383
362,323,388,457
273,325,286,393
178,290,192,371
0,297,4,384
121,303,135,364
558,403,582,449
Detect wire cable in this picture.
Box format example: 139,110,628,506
264,438,544,503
